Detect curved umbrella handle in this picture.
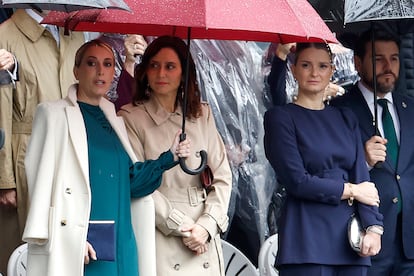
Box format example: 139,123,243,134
179,150,207,175
179,132,207,175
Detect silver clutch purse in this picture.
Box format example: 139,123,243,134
347,213,365,252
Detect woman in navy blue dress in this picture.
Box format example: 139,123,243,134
264,43,383,276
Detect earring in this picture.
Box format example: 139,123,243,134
145,84,151,97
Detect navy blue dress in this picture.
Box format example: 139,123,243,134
264,103,383,268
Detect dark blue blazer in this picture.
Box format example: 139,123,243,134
331,85,414,260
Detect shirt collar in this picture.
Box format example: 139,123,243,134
25,8,43,24
358,81,394,106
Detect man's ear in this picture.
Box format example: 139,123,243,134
354,56,362,73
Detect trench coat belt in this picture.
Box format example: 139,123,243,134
12,121,32,134
164,186,207,206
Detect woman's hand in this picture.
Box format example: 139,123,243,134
344,182,380,207
359,231,381,257
181,224,210,255
84,241,97,265
123,34,147,76
170,130,191,161
324,82,345,101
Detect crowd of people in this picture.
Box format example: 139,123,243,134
1,5,414,276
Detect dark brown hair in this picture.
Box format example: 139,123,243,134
294,42,333,65
132,36,202,119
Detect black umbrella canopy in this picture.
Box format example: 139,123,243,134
0,0,130,12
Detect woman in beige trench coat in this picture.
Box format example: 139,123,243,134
119,36,232,276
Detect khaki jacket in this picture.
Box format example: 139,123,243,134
23,85,156,276
120,97,232,276
0,9,84,226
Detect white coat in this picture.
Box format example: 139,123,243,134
22,85,156,276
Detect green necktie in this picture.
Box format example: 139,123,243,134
378,99,399,169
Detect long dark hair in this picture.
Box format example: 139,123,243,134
133,36,202,119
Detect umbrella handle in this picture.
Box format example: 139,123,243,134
179,132,207,175
179,150,207,175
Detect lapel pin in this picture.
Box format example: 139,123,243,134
402,102,407,108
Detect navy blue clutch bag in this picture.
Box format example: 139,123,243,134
87,220,116,261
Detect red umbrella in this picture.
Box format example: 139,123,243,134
0,0,131,12
43,0,337,174
42,0,337,43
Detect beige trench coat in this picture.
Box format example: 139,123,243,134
0,9,84,273
23,85,156,276
120,96,232,276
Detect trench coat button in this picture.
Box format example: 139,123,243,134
61,219,67,226
392,197,399,204
203,262,210,269
174,264,180,270
396,174,401,181
65,188,72,194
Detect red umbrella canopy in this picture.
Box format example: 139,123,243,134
43,0,337,43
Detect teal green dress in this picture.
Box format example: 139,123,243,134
79,102,177,276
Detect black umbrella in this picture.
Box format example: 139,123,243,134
0,0,130,12
344,0,414,135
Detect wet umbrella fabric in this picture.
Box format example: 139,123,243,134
42,0,337,43
0,0,130,12
43,0,337,174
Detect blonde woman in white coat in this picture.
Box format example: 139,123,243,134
22,39,191,276
119,36,232,276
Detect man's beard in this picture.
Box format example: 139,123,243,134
362,71,398,94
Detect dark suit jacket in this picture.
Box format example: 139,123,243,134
331,85,414,260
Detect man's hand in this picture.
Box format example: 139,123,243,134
0,49,15,71
0,189,17,208
365,136,387,167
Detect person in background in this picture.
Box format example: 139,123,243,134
22,39,191,276
0,8,85,274
264,42,383,276
331,29,414,276
119,35,232,276
0,7,12,23
100,33,147,111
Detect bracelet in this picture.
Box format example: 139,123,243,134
366,225,384,236
347,183,354,206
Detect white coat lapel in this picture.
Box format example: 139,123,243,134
66,106,90,184
65,85,90,184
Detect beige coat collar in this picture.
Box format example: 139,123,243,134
143,96,183,126
12,9,46,43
